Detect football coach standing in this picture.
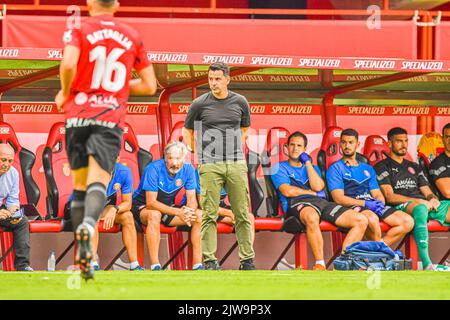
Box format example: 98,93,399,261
183,62,255,270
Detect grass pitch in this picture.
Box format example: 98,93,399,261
0,270,449,300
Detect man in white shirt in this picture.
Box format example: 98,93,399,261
0,144,32,271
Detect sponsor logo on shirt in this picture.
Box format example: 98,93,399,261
66,118,116,129
394,178,417,190
74,93,119,109
392,168,399,173
356,193,372,200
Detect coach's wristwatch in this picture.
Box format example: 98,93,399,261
113,205,120,214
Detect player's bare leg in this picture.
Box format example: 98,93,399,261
335,210,369,253
140,209,162,268
299,207,324,266
169,214,203,267
115,211,139,265
382,211,414,246
361,210,382,241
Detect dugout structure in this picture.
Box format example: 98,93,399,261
0,6,449,270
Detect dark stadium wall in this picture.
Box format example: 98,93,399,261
0,0,249,19
249,0,307,19
3,0,245,6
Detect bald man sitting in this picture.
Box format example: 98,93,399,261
0,144,32,271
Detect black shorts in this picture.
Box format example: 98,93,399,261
351,205,397,221
65,124,122,173
131,203,178,230
285,196,349,232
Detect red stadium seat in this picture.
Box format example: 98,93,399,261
317,126,343,179
0,122,40,208
245,143,265,216
0,123,67,269
42,122,71,221
363,135,390,166
120,124,153,189
261,127,290,217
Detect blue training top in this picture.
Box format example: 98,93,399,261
271,161,322,213
326,159,379,201
133,159,196,206
68,163,134,203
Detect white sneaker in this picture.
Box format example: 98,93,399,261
425,264,450,272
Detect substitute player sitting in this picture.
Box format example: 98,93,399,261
430,123,450,201
326,129,414,247
374,127,450,271
271,131,369,270
132,142,203,271
65,161,143,271
55,0,157,280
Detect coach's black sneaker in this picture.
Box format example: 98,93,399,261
239,259,256,271
204,260,222,270
75,222,94,281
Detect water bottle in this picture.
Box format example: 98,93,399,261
47,251,56,272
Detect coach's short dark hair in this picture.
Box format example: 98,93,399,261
387,127,408,141
97,0,116,8
341,128,359,140
208,62,230,77
442,123,450,136
287,131,308,148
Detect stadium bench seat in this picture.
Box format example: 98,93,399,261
0,121,41,271
363,135,390,167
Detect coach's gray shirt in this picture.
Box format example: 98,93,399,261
184,91,251,164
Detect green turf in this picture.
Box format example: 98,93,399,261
0,59,59,69
0,270,449,300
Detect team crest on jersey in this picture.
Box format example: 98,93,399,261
114,183,122,191
364,170,370,178
175,179,183,187
408,167,416,175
